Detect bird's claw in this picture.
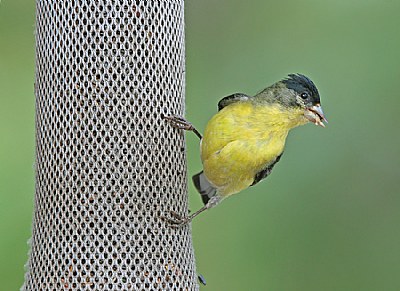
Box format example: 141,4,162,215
163,115,195,131
160,210,190,228
169,210,184,220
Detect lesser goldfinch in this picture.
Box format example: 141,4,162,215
163,74,327,226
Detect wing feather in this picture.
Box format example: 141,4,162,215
218,93,251,111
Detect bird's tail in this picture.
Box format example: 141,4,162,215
192,171,217,205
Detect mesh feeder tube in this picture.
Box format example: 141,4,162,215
23,1,199,290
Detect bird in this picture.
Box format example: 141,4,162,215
162,73,327,227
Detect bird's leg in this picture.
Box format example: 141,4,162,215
161,196,221,228
163,115,202,140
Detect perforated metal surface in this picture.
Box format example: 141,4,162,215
23,1,198,290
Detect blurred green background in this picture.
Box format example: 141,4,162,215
1,0,399,290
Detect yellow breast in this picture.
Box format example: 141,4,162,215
200,101,307,197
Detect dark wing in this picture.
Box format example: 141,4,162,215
251,153,283,186
218,93,251,111
192,171,217,205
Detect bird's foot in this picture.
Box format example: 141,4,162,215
163,115,203,139
160,210,191,228
163,115,194,131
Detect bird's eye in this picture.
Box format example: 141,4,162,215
300,92,309,99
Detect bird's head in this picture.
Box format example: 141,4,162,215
280,74,327,127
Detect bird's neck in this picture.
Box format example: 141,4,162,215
251,103,309,133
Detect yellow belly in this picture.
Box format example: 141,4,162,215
201,101,306,197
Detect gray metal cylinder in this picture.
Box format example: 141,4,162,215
23,1,198,290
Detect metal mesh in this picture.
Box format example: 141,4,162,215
23,1,198,290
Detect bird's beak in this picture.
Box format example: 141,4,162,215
305,104,328,127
